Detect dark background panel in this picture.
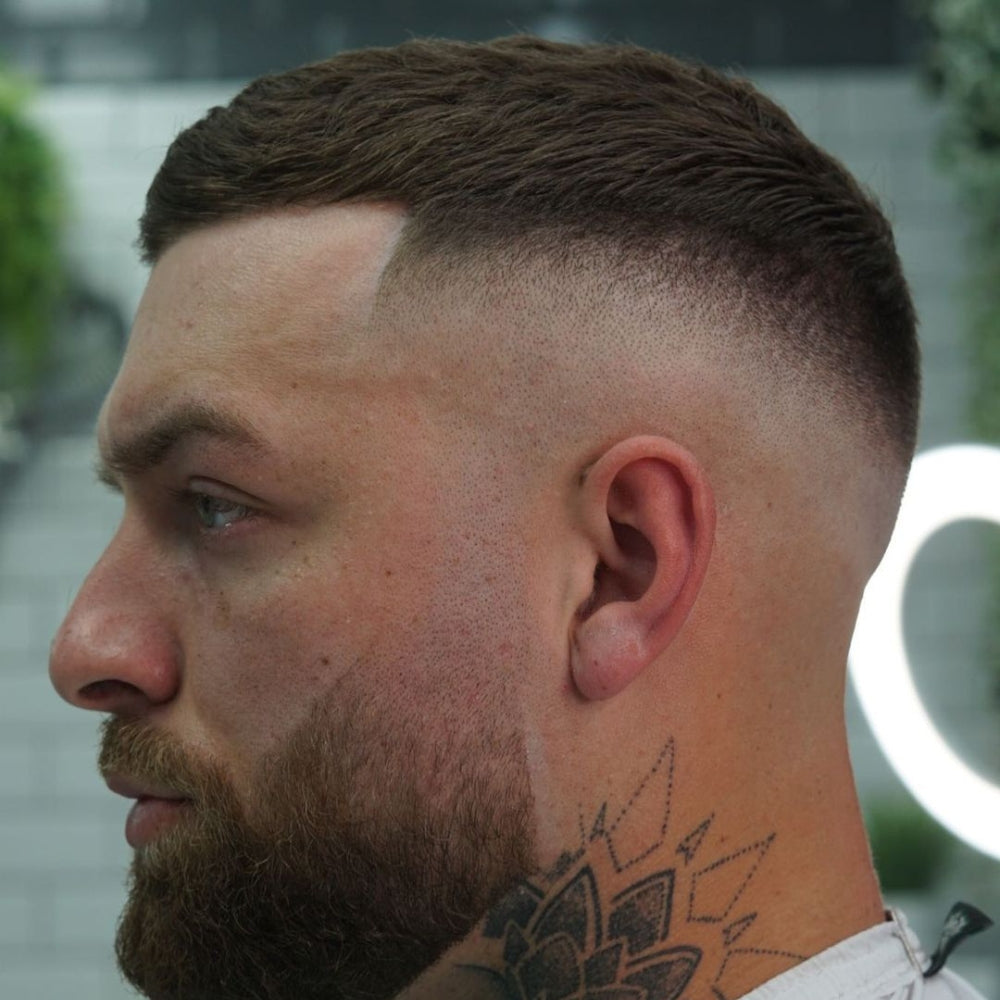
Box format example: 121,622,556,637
0,0,929,82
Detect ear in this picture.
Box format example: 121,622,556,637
571,435,715,701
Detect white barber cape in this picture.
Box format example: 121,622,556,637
741,911,989,1000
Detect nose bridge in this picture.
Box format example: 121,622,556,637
49,519,179,712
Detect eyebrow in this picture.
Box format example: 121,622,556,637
96,401,268,487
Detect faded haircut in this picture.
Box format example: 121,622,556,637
139,35,920,463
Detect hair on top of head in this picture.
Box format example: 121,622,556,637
140,35,920,464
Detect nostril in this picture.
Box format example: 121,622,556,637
79,679,144,708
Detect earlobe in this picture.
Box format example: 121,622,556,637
571,616,648,700
570,438,715,701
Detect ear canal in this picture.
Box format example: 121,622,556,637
609,519,656,602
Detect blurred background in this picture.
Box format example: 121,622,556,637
1,1,998,997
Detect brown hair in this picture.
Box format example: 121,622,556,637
140,35,919,460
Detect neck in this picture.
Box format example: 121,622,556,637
400,712,883,1000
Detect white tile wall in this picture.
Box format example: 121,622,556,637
1,70,996,998
29,83,239,325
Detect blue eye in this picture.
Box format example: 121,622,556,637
192,493,250,531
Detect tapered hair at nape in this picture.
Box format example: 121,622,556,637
139,35,920,463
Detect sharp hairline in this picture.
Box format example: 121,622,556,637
96,400,266,485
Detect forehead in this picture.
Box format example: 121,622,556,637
99,203,408,443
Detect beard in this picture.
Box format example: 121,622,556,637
98,689,535,1000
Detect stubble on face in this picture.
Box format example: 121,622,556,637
99,685,535,1000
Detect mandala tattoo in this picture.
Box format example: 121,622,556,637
463,739,804,1000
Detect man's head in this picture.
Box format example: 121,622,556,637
50,36,918,1000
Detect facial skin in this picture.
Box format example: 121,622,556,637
49,204,539,999
51,202,898,1000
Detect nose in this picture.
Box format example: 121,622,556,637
49,527,179,717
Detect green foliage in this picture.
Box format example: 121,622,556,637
926,0,1000,701
926,0,1000,165
0,67,65,396
867,796,954,893
927,0,1000,436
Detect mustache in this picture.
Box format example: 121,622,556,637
98,717,224,803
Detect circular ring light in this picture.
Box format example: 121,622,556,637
849,444,1000,861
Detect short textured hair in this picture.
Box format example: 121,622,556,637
140,35,920,461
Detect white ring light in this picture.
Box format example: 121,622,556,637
849,444,1000,861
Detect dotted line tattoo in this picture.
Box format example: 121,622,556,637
462,739,805,1000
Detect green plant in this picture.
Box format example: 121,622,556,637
925,0,1000,701
0,66,65,399
867,796,954,893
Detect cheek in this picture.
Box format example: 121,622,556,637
181,563,346,755
180,484,536,770
183,534,443,760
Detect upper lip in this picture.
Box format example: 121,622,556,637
103,772,189,801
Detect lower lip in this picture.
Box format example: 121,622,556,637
125,797,192,848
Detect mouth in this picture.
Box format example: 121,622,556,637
104,772,194,848
124,796,194,848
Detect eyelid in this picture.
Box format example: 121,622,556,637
186,477,265,508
